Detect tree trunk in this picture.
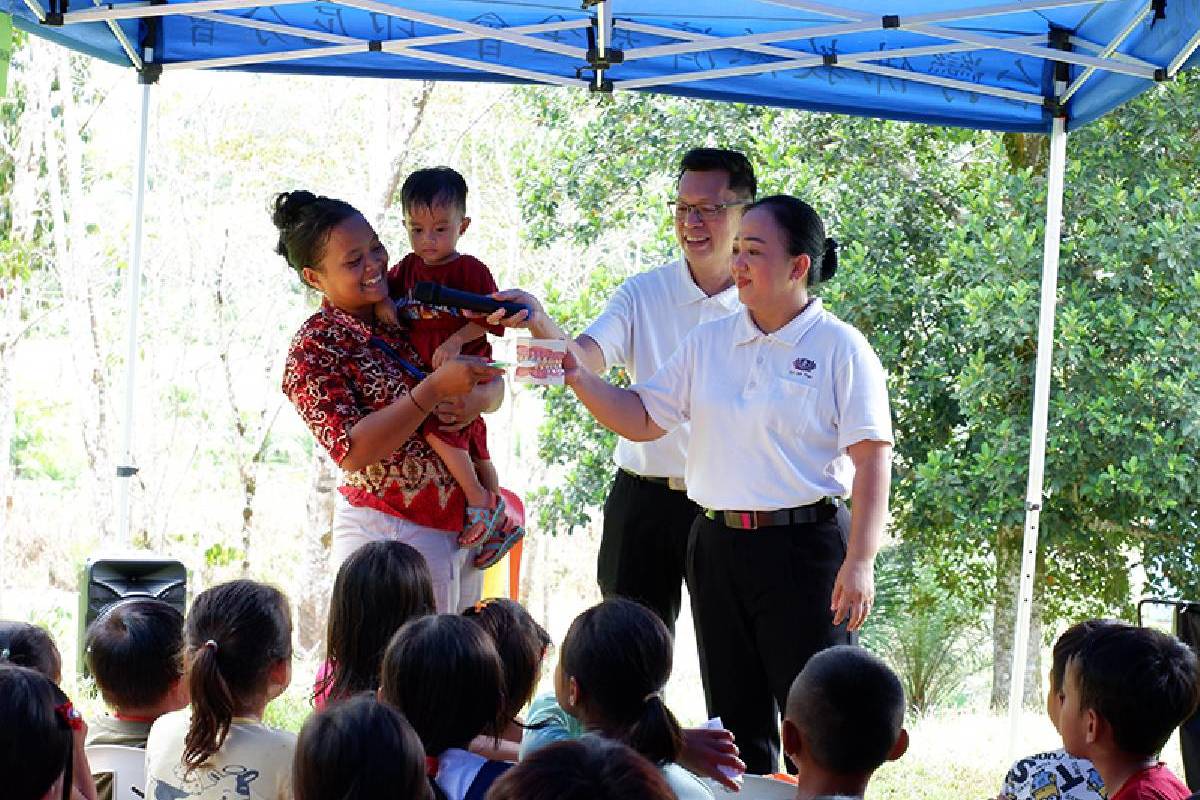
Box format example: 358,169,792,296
43,50,115,541
991,525,1044,709
295,449,338,654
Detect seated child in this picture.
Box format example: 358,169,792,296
380,614,512,800
379,166,522,569
485,737,677,800
463,598,552,761
999,620,1113,800
85,599,188,800
521,598,714,800
0,620,63,682
85,598,188,746
781,645,908,800
1,621,97,800
293,693,435,800
315,540,436,708
0,665,78,800
1059,622,1200,800
145,579,295,800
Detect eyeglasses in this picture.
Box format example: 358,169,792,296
669,200,749,220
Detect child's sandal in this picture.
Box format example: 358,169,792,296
460,494,504,548
472,508,524,570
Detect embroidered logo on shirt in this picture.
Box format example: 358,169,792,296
790,357,817,378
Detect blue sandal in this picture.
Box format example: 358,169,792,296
472,507,524,569
460,494,504,548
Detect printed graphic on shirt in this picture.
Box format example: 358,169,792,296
788,357,817,380
1001,750,1104,800
152,764,260,799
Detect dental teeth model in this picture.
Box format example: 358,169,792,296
514,338,567,385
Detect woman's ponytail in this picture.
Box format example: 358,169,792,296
819,236,839,283
181,580,291,771
183,643,236,769
625,692,684,765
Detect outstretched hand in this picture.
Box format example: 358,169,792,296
678,726,745,792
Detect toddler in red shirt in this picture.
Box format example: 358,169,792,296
377,166,522,568
1058,622,1199,800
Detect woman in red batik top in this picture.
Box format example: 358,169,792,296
276,190,503,612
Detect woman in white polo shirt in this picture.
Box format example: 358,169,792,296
494,194,892,774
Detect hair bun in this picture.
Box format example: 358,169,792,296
819,237,838,283
272,190,318,232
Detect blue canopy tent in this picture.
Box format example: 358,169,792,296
6,0,1200,751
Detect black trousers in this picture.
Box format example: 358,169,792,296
596,469,701,638
686,511,854,775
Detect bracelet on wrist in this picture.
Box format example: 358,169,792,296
409,391,430,415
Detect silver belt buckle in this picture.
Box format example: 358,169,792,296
668,476,687,492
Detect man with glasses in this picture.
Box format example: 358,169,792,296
547,148,756,637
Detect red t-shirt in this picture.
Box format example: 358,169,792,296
1110,764,1191,800
281,300,465,531
388,253,504,457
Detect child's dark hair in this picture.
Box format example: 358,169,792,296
401,167,468,216
0,621,62,682
293,693,436,800
484,737,676,800
678,147,757,200
0,665,75,800
785,645,905,774
379,614,506,757
272,190,360,277
1050,619,1115,694
463,598,550,722
85,598,184,711
319,541,436,704
183,579,292,770
1072,623,1200,757
560,599,682,765
748,194,838,285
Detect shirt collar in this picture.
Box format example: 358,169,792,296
673,258,740,310
321,298,375,341
733,297,825,346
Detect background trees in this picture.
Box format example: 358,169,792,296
2,27,1198,712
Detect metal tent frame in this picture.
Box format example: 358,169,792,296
8,0,1200,756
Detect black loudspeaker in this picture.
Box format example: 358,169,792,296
77,557,188,675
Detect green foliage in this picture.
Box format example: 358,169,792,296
12,400,81,482
864,543,986,714
529,267,626,535
514,74,1200,626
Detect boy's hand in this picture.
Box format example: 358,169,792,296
432,338,464,369
375,298,400,328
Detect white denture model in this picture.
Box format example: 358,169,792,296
514,338,567,386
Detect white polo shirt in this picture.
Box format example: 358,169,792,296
583,259,741,479
634,300,893,511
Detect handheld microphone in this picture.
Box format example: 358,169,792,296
412,282,530,317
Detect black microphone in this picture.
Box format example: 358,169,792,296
411,282,530,317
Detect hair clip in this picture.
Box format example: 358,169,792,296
0,647,10,661
425,756,440,777
470,598,500,615
55,701,84,731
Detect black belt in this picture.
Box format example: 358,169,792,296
704,499,838,530
620,468,686,492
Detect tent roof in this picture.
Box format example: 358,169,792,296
6,0,1200,133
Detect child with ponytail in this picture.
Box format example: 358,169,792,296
0,665,78,800
145,579,295,800
521,598,714,800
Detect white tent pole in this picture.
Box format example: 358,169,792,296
1006,111,1068,757
116,76,152,545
